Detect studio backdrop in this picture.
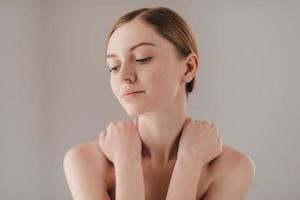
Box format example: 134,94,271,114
1,0,299,199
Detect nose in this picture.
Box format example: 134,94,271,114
119,63,137,84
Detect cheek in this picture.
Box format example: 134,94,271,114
110,77,119,97
147,65,180,97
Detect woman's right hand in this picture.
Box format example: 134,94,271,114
98,118,142,165
177,117,223,166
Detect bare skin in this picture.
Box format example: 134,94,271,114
64,140,255,200
64,118,255,200
64,17,256,200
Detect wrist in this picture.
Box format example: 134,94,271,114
115,157,142,168
177,154,205,167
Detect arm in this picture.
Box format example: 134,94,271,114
203,154,256,200
114,159,146,200
63,146,111,200
98,120,145,200
165,156,203,200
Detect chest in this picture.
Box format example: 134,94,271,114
107,162,211,200
143,165,174,200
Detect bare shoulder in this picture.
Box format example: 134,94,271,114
63,140,111,200
211,144,256,178
64,140,111,180
67,140,108,159
203,144,256,199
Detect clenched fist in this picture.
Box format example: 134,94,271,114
98,119,142,165
178,117,223,166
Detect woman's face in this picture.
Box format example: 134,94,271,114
106,18,186,117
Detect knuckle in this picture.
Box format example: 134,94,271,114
109,121,116,126
187,117,193,121
99,130,105,135
211,123,218,131
202,120,212,126
126,121,132,125
99,131,106,138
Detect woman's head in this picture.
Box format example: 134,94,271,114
105,7,199,116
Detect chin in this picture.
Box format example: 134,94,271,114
123,104,155,117
124,108,144,117
120,95,168,117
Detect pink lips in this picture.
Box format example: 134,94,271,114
122,91,145,98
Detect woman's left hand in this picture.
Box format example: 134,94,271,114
177,117,223,166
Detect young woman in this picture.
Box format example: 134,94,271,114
63,7,256,200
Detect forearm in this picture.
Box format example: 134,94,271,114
166,156,203,200
115,159,145,200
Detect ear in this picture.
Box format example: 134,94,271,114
181,52,199,83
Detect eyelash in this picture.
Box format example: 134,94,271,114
109,57,152,73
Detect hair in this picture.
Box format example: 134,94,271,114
105,6,199,98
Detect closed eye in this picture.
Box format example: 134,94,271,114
109,65,119,73
136,57,152,63
108,57,152,73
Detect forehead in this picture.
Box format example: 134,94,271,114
106,19,169,54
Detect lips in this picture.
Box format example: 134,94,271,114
122,90,145,98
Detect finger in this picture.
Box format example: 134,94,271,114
180,117,193,134
107,122,115,130
212,124,219,135
217,137,222,145
183,117,193,125
99,132,106,140
132,117,138,125
99,133,104,141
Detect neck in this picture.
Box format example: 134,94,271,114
136,88,189,166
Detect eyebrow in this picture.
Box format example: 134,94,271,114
106,42,157,58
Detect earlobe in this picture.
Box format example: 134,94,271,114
182,53,198,83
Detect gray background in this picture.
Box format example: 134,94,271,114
1,0,299,199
